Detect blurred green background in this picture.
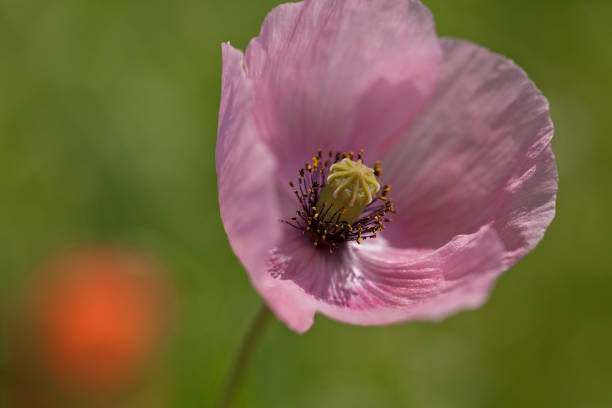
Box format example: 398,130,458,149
1,0,611,407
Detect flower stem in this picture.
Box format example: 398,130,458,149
218,303,273,408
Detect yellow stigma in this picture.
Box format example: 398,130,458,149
327,158,381,207
316,157,381,224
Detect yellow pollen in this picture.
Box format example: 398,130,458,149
284,150,395,251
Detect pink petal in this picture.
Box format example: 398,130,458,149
217,43,316,333
245,0,442,181
218,43,277,280
267,225,505,326
382,39,558,266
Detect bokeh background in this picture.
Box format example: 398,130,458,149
1,0,611,407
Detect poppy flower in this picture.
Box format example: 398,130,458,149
28,247,171,395
216,0,557,333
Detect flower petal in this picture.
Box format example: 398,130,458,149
246,0,442,181
382,39,558,266
267,225,505,326
217,43,316,333
218,43,277,280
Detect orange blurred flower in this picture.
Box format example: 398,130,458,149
27,246,172,396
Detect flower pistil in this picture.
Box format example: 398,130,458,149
284,150,394,254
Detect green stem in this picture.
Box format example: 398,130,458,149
218,303,273,408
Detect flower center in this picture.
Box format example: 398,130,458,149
318,157,381,225
284,150,394,254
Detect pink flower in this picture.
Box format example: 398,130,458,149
216,0,557,333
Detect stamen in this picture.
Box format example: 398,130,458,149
282,150,395,254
